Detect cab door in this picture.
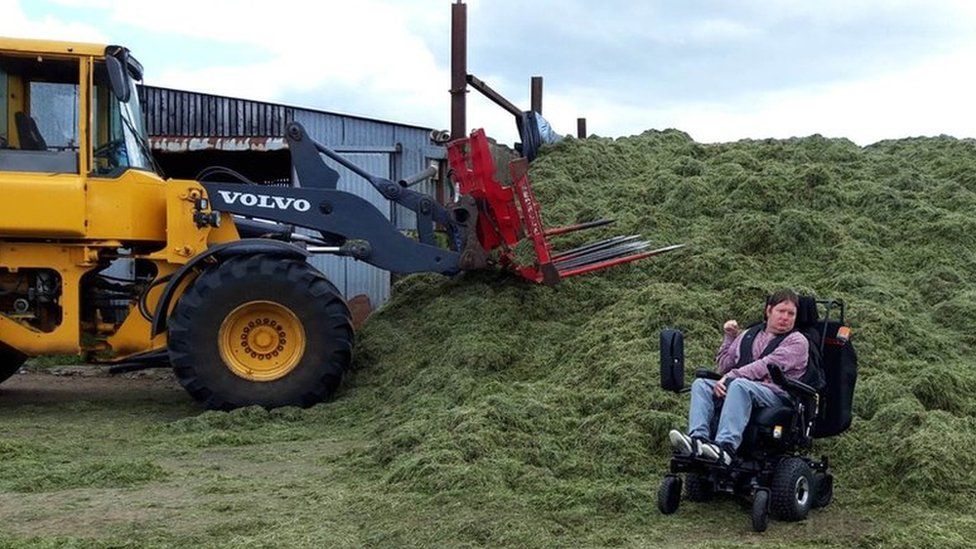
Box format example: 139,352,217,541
0,52,88,237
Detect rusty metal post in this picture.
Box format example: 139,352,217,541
530,76,543,114
467,74,522,117
451,1,467,140
577,118,587,138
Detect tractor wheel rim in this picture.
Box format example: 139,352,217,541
795,476,810,506
219,300,306,382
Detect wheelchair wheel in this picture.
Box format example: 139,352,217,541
812,471,834,508
657,475,682,515
771,457,814,521
751,489,770,532
685,472,713,502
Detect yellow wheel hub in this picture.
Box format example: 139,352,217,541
218,300,306,382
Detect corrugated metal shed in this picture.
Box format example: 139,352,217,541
139,85,449,310
141,86,294,137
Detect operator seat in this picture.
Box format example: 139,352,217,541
14,112,48,151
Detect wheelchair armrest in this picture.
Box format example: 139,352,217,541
694,369,722,381
768,364,817,398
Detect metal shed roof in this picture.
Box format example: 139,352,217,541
139,84,442,137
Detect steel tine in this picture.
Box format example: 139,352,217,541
555,241,652,270
557,244,685,278
544,218,615,237
552,235,641,261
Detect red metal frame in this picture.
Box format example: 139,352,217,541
446,129,521,251
447,128,678,284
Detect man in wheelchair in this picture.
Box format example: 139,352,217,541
657,290,857,532
671,289,809,466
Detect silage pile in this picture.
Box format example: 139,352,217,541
348,130,976,513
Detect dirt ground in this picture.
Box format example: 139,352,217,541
0,370,939,548
0,369,367,546
0,368,185,408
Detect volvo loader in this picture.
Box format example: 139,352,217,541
0,37,680,409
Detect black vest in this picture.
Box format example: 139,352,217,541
737,322,826,393
736,323,790,367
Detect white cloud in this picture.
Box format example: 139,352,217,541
668,43,976,145
0,0,108,43
6,0,976,146
687,19,758,43
529,41,976,146
95,0,450,128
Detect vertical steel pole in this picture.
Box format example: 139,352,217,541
451,1,468,140
530,76,543,114
577,118,587,138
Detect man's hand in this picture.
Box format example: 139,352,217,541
713,375,728,398
723,319,740,337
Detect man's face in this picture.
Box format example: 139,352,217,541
766,301,797,334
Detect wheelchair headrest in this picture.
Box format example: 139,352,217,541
795,295,819,329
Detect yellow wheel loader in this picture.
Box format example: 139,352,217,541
0,38,356,409
0,37,679,409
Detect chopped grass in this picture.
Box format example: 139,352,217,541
3,130,976,546
346,131,976,544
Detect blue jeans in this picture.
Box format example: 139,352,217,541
687,378,787,450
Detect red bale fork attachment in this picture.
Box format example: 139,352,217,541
447,129,683,285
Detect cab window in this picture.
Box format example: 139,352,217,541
0,54,79,174
91,61,154,176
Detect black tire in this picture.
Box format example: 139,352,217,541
685,472,714,502
0,343,28,384
812,471,833,509
770,457,814,521
168,255,354,410
657,475,682,515
752,489,770,532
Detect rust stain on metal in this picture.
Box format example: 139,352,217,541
150,136,288,152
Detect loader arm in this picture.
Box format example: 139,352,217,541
287,123,455,248
203,182,462,275
202,121,681,287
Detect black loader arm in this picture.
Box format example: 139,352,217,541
199,121,470,276
285,122,458,248
203,182,461,275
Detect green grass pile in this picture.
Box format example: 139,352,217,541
7,129,976,547
342,130,976,539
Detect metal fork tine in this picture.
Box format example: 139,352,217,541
544,218,615,237
554,241,652,270
556,244,685,279
552,235,641,261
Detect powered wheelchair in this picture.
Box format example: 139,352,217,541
656,296,858,532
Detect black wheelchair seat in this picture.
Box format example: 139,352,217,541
740,400,797,454
752,403,795,427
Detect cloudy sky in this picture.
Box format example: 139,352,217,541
3,0,976,145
